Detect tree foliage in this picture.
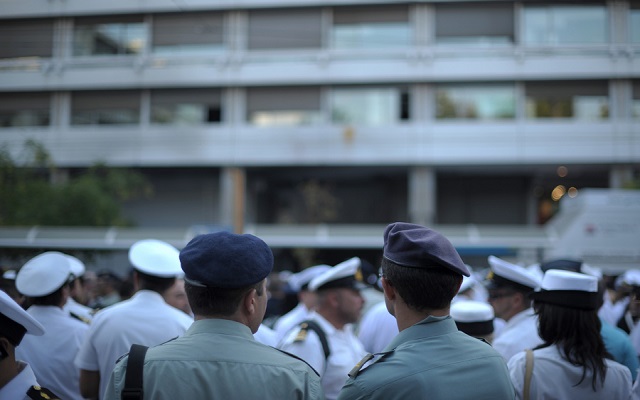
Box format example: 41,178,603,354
0,140,152,226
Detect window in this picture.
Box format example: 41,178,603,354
435,3,514,46
247,87,322,126
248,9,322,50
0,19,54,60
633,81,640,119
331,87,409,125
71,91,140,125
0,93,50,127
525,81,609,119
151,89,222,124
332,5,411,49
152,13,224,55
73,16,146,56
631,4,640,43
523,4,607,45
436,84,515,120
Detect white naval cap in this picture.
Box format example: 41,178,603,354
615,269,640,289
451,300,494,336
65,255,86,278
2,269,17,280
531,269,598,310
287,264,332,292
486,255,541,292
458,273,476,294
309,257,366,291
0,290,45,344
129,239,183,278
16,251,72,297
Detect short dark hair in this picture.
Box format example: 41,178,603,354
30,286,65,306
185,280,264,317
136,271,176,294
381,258,462,311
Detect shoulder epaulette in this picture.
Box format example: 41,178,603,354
294,320,330,360
347,351,393,379
69,311,91,324
27,385,61,399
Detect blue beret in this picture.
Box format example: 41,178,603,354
383,222,470,277
180,232,273,289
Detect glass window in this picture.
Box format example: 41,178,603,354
332,5,411,49
331,87,409,125
435,3,514,46
151,89,222,124
248,9,322,50
247,87,322,126
435,84,515,120
525,81,609,119
152,13,224,55
71,91,140,125
631,4,640,43
523,4,607,45
633,81,640,119
73,16,146,56
0,19,54,59
0,93,50,127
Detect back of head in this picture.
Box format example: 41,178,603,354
381,222,469,311
451,300,495,342
16,252,73,306
129,239,183,293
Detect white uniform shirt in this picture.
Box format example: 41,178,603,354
0,362,39,400
64,297,95,323
357,301,398,354
629,320,640,357
75,290,193,399
492,308,543,362
278,312,367,400
254,323,278,346
274,303,313,342
598,293,629,327
508,345,632,400
16,305,88,400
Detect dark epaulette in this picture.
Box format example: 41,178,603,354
347,351,392,379
294,320,330,360
69,311,91,324
274,348,321,377
27,385,61,399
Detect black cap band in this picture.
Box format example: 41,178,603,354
486,273,535,294
0,312,27,346
455,320,494,336
530,290,598,310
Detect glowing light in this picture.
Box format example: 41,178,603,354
568,187,578,198
557,166,568,178
551,185,566,201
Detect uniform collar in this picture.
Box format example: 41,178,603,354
383,315,456,352
0,361,38,400
186,318,255,340
310,311,339,335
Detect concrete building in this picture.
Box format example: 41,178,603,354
1,0,639,270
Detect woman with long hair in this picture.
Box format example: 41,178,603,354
507,269,632,399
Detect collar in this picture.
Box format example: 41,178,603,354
0,361,38,399
131,290,166,303
383,315,456,352
504,308,535,327
186,318,255,340
309,311,339,335
26,305,67,316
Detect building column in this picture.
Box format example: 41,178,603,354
610,166,634,189
219,167,246,233
408,166,436,226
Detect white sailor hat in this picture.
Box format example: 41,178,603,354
0,290,45,345
458,273,476,294
287,264,331,292
129,239,183,278
16,252,72,297
65,255,86,278
2,269,17,280
309,257,367,291
451,300,494,336
485,255,541,292
615,269,640,289
531,269,598,310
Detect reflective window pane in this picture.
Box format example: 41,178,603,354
71,91,140,125
248,9,322,50
73,17,146,56
151,89,222,124
247,87,322,126
435,3,514,46
152,13,225,55
523,5,607,45
0,93,50,127
332,6,411,49
331,87,409,125
525,81,609,119
0,20,54,59
631,5,640,43
436,84,515,120
633,81,640,119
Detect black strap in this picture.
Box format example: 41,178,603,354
300,320,330,360
122,344,148,400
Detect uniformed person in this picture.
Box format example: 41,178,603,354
75,239,193,399
14,251,89,400
103,231,324,399
63,254,96,323
450,300,495,344
508,269,632,399
485,255,543,362
338,222,514,400
278,257,367,400
0,290,62,400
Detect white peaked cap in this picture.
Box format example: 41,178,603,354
0,290,45,337
16,251,72,297
486,255,542,290
287,264,332,292
309,257,364,291
129,239,183,278
65,254,86,278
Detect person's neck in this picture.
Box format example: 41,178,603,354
395,306,449,332
317,309,346,330
0,359,21,389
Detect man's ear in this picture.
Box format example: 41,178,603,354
243,288,257,315
381,278,396,301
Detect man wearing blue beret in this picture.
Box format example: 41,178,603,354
104,231,324,399
338,222,515,400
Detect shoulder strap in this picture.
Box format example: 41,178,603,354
122,344,149,400
524,349,534,400
296,320,331,360
27,385,61,399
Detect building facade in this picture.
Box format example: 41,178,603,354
1,0,639,268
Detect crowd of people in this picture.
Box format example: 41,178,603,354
1,222,640,399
